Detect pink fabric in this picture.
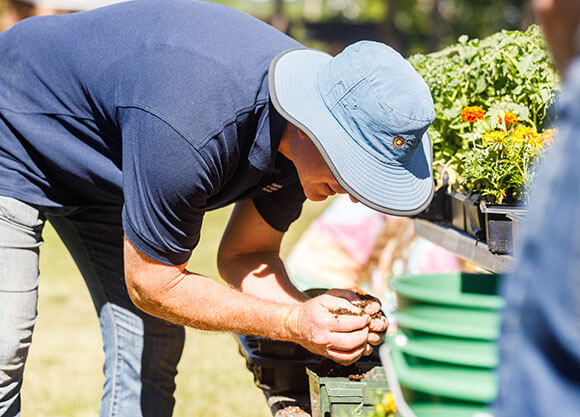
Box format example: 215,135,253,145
309,215,384,264
417,246,461,274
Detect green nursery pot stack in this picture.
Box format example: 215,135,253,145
388,272,504,417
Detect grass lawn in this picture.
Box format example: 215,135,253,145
21,200,328,417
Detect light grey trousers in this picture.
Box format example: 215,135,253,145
0,196,185,417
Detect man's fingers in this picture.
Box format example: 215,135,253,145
362,343,374,356
328,312,369,332
361,301,381,316
369,316,388,333
327,345,366,366
368,331,384,346
327,327,368,351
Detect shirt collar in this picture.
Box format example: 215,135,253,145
248,99,287,173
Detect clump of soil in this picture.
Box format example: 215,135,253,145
332,307,360,316
332,295,385,320
347,370,370,381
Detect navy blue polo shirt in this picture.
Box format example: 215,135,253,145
0,0,306,265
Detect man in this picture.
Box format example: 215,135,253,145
494,1,580,416
0,0,435,416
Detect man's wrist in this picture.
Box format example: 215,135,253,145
281,304,301,343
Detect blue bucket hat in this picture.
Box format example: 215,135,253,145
269,41,436,216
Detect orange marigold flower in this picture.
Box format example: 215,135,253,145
461,106,485,123
498,111,518,127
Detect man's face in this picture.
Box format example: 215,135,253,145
286,128,356,203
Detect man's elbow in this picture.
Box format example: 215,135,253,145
125,273,162,315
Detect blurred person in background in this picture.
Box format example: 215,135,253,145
0,0,438,415
494,1,580,416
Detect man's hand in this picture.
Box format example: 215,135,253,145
533,0,580,74
325,288,389,356
284,294,371,365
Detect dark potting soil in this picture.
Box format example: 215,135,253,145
311,359,370,380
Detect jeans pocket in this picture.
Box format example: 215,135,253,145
0,196,43,231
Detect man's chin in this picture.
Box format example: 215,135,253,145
306,193,329,202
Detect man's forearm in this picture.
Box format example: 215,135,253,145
130,269,297,341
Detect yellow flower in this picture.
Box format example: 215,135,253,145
383,393,396,414
511,126,539,147
482,130,505,146
461,106,485,123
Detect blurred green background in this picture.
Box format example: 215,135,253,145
0,0,535,55
217,0,533,55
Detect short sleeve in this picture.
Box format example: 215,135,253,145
119,107,215,265
253,177,305,232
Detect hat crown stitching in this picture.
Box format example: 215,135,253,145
320,72,427,165
328,77,366,111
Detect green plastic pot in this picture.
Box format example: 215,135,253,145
394,305,501,340
391,330,498,368
306,366,388,417
389,345,497,403
391,272,504,310
411,402,492,417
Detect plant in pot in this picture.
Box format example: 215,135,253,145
457,104,557,253
409,24,559,248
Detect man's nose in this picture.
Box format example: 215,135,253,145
330,182,347,194
330,180,359,203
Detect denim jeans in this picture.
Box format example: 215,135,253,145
494,56,580,416
0,197,185,417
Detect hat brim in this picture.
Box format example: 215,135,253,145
269,48,434,216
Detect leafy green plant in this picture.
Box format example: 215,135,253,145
409,24,559,189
